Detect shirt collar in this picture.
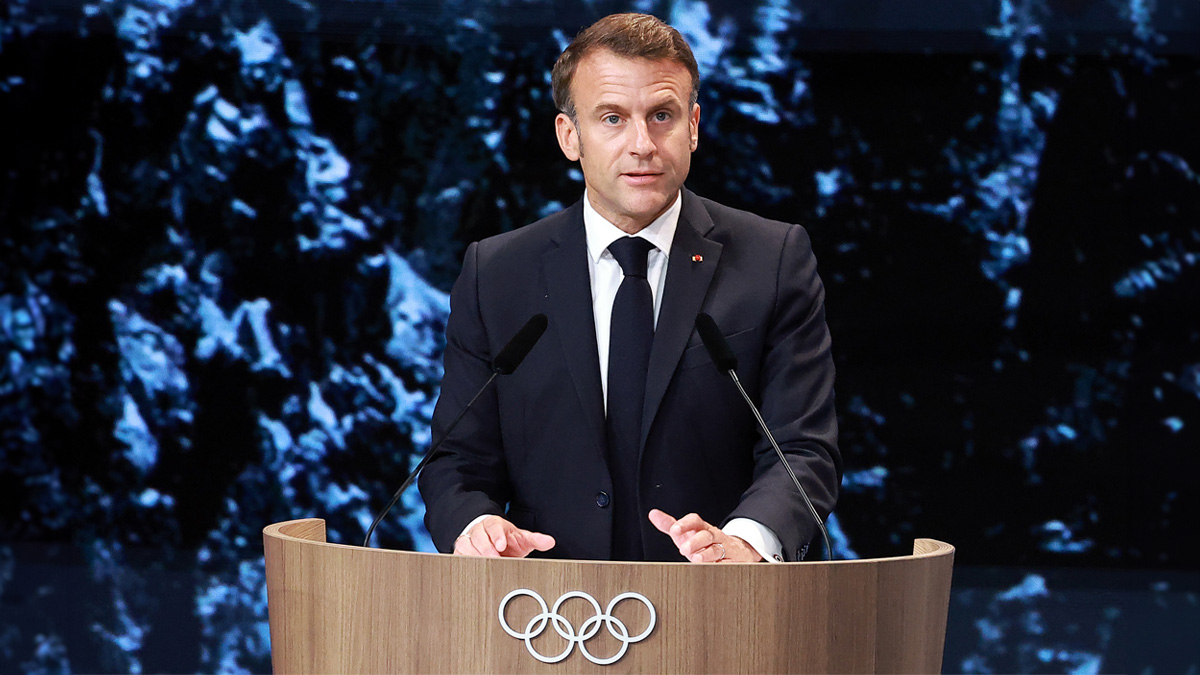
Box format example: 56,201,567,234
583,190,680,264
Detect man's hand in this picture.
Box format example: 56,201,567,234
453,515,556,558
648,509,763,563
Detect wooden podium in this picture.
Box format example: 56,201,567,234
264,519,954,673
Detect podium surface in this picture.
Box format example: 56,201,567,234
264,518,953,673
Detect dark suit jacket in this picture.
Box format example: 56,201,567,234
418,189,840,561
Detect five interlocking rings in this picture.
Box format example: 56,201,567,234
497,589,657,665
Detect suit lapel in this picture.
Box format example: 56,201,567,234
641,191,722,447
542,204,608,461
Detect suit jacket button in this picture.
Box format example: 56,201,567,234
595,491,610,508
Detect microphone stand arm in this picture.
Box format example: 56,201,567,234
726,369,833,561
362,371,499,548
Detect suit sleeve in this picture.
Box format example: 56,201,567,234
724,223,841,560
417,242,510,552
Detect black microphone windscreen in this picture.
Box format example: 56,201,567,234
492,314,548,375
695,313,738,372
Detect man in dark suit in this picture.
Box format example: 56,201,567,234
418,13,840,562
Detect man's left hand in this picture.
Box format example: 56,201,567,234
648,509,763,563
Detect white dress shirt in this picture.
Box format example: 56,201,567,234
462,192,784,562
582,190,675,408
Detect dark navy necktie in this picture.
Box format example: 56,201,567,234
606,236,656,560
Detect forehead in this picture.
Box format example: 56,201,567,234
572,49,692,106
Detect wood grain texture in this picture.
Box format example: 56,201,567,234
264,519,954,674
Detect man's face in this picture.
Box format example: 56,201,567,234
555,50,699,234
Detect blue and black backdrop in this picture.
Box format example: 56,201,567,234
1,0,1197,672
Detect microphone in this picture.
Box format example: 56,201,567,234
491,313,548,374
694,313,833,561
363,313,548,547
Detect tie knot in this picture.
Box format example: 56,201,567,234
607,237,655,278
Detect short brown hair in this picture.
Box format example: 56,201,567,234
551,13,700,122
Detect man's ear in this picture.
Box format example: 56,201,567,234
689,103,701,152
555,113,581,161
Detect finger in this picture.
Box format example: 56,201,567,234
503,529,533,557
694,543,726,563
679,529,716,558
669,512,708,537
482,517,509,553
647,509,677,535
469,522,501,557
454,535,481,556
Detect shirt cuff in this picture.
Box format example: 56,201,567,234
723,518,784,563
460,514,490,537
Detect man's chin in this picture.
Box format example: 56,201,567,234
621,203,674,229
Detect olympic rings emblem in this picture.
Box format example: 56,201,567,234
497,589,657,665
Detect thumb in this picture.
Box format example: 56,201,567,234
526,531,556,551
647,508,676,535
508,529,556,557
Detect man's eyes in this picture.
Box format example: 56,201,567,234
599,112,672,124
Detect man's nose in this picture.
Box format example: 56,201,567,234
629,119,656,156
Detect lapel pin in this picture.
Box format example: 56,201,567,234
691,254,703,263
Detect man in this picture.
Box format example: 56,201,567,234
418,13,839,563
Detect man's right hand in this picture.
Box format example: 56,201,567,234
454,515,556,558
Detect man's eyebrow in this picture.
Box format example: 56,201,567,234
590,100,629,115
646,94,685,111
590,96,683,116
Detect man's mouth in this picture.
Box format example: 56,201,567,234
622,172,661,184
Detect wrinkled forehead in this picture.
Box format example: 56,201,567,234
573,51,694,105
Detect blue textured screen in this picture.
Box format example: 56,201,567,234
1,0,1197,672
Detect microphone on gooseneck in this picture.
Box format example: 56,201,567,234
362,313,548,548
694,313,833,561
491,314,549,375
